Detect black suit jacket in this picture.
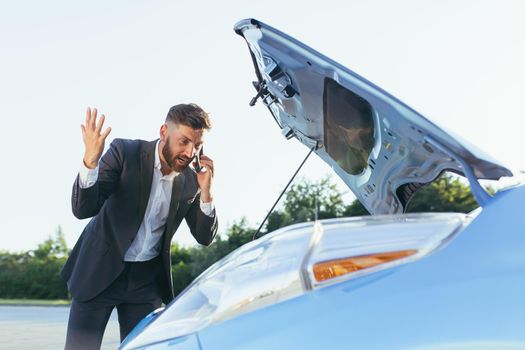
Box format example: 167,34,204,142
60,138,218,304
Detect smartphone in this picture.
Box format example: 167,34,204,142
194,147,204,173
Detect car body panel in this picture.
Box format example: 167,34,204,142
127,333,201,350
234,18,512,214
197,185,525,349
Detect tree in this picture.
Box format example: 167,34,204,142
0,226,69,299
33,225,68,259
170,243,194,296
266,176,346,232
343,200,369,216
342,173,478,215
227,217,257,247
405,173,478,213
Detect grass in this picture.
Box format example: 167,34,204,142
0,298,71,306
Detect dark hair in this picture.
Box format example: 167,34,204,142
166,103,212,130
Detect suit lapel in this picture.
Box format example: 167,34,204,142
163,171,186,244
138,140,157,221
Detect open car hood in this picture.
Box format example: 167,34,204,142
234,18,512,215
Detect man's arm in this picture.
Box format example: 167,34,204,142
185,194,218,246
71,107,118,219
71,139,124,219
185,154,217,245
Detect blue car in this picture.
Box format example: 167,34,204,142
120,19,525,350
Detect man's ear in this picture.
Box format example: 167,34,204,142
160,124,168,142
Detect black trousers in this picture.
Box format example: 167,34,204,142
65,256,163,350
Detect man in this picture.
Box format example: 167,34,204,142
61,103,218,349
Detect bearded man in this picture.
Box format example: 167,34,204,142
61,103,218,349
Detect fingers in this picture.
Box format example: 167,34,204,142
86,107,91,127
90,108,98,129
86,107,97,129
200,156,213,167
199,157,213,168
85,107,110,138
199,159,214,175
95,114,105,133
81,107,111,167
85,107,98,130
101,126,112,139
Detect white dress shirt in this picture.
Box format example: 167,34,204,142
78,140,214,261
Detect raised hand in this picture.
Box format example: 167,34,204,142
81,107,112,169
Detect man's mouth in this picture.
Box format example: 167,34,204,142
175,156,189,165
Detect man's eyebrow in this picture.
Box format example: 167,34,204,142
178,133,194,142
179,134,202,147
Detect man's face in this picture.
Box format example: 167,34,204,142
161,123,204,172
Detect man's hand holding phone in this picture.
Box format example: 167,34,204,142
194,147,214,203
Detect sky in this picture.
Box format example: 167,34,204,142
1,0,524,251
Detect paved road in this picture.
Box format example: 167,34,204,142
0,305,121,349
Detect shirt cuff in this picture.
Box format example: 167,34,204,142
78,162,99,189
199,200,215,217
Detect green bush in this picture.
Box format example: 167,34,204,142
0,227,69,299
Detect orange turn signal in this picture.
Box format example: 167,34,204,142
312,250,417,282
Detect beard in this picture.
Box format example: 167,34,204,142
162,136,193,172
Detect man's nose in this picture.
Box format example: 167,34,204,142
183,144,195,159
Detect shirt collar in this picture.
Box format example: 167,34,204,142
155,140,180,178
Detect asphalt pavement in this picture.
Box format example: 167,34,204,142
0,305,120,349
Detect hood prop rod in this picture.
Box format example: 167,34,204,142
249,81,268,106
252,144,317,240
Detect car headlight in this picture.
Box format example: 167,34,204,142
122,213,470,349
